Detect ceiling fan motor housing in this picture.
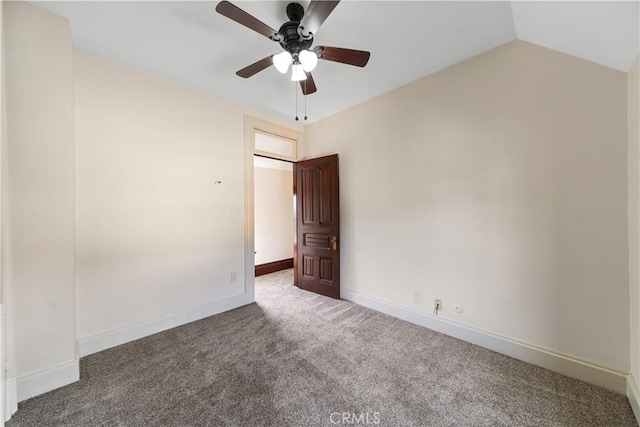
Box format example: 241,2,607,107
279,20,313,55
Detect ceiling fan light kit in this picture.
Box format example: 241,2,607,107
273,49,317,80
215,0,371,118
298,49,318,72
273,51,292,73
290,62,307,82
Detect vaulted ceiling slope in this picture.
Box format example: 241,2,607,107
31,1,639,123
512,1,638,72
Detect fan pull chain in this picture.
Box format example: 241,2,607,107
295,83,299,121
304,81,308,121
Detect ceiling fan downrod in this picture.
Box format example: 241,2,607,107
286,2,304,22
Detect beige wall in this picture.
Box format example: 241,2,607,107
75,51,252,339
3,0,76,382
629,55,640,392
254,162,294,265
0,0,18,418
3,1,302,398
305,40,629,371
2,2,636,404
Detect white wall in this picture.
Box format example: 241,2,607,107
3,1,77,396
75,51,254,340
629,55,640,416
254,159,294,265
305,40,629,373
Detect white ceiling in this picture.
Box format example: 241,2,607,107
512,1,639,72
31,1,640,124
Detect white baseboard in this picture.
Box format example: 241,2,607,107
342,289,627,394
5,366,18,420
5,378,17,421
17,359,79,403
628,375,640,424
78,292,252,358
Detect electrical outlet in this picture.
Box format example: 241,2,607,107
413,292,423,304
454,305,463,313
230,272,239,283
434,298,442,314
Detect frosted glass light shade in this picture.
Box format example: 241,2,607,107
291,63,307,81
273,51,292,74
299,49,318,72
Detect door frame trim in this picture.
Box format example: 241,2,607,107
243,115,303,303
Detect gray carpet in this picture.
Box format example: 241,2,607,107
8,269,637,426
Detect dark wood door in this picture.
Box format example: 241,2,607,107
294,155,340,299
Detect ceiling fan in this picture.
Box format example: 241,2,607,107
215,0,371,95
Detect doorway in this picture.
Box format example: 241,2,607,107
243,116,340,301
243,116,301,302
253,155,295,277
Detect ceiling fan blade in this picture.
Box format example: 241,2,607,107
216,1,281,41
303,1,340,36
314,46,370,67
236,55,274,78
300,72,317,95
